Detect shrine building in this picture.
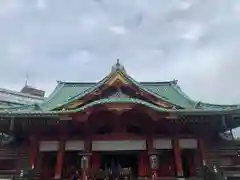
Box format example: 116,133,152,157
0,61,240,180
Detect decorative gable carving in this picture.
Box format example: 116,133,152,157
108,88,129,98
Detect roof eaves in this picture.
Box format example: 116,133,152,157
195,101,240,110
59,98,240,115
1,99,240,117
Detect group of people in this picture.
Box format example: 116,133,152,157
70,160,123,180
109,161,122,180
70,167,81,180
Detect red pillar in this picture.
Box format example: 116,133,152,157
198,139,207,166
138,152,144,177
54,140,65,179
29,136,38,169
139,151,148,177
147,137,157,177
91,152,100,170
173,138,183,177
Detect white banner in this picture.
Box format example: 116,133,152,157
153,139,172,149
92,140,146,151
65,140,85,151
39,141,59,151
179,139,197,149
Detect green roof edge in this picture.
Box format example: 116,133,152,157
2,98,240,117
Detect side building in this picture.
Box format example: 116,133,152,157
0,61,240,180
0,85,45,108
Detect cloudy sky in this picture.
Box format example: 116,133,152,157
0,0,240,104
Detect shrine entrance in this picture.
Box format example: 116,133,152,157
40,152,57,180
156,149,176,177
100,151,139,178
91,139,146,178
62,151,82,179
181,149,198,178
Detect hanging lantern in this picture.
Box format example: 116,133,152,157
150,155,158,170
81,156,89,170
81,156,89,180
237,150,240,157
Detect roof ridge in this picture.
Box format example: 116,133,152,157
59,80,176,85
140,81,174,85
59,81,97,85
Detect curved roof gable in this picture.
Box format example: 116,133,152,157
39,60,240,112
41,61,197,110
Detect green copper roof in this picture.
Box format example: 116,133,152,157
41,82,96,110
41,80,195,110
3,61,239,115
39,61,240,111
41,64,196,110
140,81,194,108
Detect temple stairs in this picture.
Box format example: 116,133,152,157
0,146,29,180
209,141,240,178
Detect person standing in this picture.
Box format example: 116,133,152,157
71,171,78,180
110,160,118,180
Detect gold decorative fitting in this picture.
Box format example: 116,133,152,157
107,73,129,86
105,103,133,110
155,101,170,108
66,100,83,109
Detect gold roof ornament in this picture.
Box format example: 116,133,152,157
111,59,126,73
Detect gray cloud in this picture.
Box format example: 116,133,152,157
0,0,240,106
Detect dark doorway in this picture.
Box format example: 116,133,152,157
157,149,175,177
41,152,57,179
100,151,139,177
181,149,197,177
62,151,82,179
